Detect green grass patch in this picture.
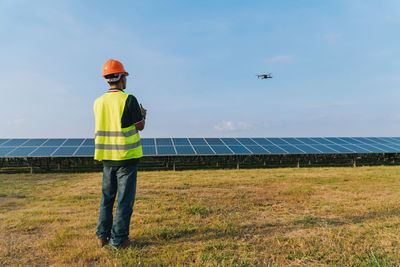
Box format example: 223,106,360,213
3,167,400,265
185,204,211,216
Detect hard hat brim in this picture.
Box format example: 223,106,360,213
104,72,129,82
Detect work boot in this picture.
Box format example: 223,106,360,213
110,238,131,249
118,238,132,249
97,238,109,248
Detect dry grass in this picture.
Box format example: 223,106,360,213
1,166,400,266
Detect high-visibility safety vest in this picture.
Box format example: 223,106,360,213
93,91,143,161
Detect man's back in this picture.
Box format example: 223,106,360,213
95,59,146,249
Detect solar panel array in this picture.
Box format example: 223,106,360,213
0,138,94,157
1,137,400,157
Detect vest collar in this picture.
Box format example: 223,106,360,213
108,88,123,93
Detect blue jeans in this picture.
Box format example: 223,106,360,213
96,164,138,247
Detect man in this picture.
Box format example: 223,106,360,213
93,59,146,249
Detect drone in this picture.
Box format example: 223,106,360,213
257,73,273,79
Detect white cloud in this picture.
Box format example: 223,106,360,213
265,55,297,63
237,122,251,130
214,121,235,131
214,121,253,131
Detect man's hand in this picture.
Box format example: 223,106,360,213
140,104,147,119
134,104,147,131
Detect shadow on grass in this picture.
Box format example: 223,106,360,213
129,204,400,249
293,206,400,228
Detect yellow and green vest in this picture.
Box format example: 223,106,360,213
93,91,143,161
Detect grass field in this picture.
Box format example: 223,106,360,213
2,166,400,266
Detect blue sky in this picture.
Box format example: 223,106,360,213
1,0,400,138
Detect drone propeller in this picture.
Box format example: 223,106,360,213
256,73,273,79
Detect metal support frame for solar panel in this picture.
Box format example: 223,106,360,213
2,137,400,172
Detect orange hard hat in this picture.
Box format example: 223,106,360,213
102,59,129,77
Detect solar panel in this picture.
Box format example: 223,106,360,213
340,144,369,153
353,138,374,145
373,137,396,144
340,137,363,144
1,137,400,158
237,138,257,145
324,144,353,153
221,138,240,145
0,139,10,146
156,138,173,146
352,137,376,144
245,145,268,154
189,138,207,145
382,143,400,152
7,147,37,157
175,146,196,155
0,147,15,156
389,138,400,146
357,144,385,153
142,146,156,155
157,146,176,155
309,144,337,153
266,138,288,145
193,146,214,155
385,137,400,144
173,138,190,145
75,146,95,156
228,145,251,154
43,139,66,146
30,147,58,157
295,145,321,154
22,139,47,146
372,144,400,153
280,145,305,154
262,145,288,154
82,139,95,146
141,138,155,146
252,138,274,145
310,138,334,145
296,138,319,145
211,145,233,154
382,138,400,144
2,139,29,146
326,138,349,145
63,139,84,146
53,147,78,156
205,138,224,145
281,138,303,145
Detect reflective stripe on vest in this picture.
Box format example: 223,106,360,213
95,141,142,150
93,91,143,161
95,129,138,137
